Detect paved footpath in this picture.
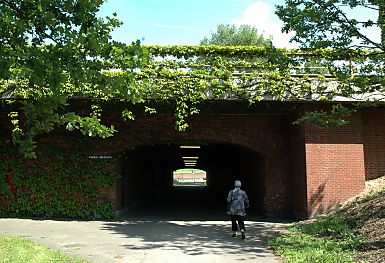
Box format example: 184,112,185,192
0,217,288,263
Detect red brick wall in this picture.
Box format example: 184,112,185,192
14,104,293,216
362,107,385,180
5,101,383,218
289,106,308,218
96,112,293,216
304,106,365,217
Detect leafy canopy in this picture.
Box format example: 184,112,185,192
276,0,384,50
0,0,146,157
1,1,385,159
276,0,385,123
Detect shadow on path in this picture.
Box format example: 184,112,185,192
98,202,290,262
0,203,290,262
101,220,283,261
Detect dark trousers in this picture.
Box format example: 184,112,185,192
231,215,246,232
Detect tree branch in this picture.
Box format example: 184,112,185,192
337,4,379,11
362,4,380,11
314,0,383,50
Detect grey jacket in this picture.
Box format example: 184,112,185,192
227,188,249,216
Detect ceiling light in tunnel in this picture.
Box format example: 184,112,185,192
182,156,199,159
184,159,197,162
180,145,201,149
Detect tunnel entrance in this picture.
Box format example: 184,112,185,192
119,143,266,218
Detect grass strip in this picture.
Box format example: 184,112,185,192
0,235,85,263
268,216,362,263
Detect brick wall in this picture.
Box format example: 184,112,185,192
289,105,308,218
4,101,383,218
96,111,293,216
7,102,292,216
362,107,385,180
304,105,365,217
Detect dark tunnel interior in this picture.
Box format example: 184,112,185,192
119,143,266,219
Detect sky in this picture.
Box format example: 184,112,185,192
98,0,380,48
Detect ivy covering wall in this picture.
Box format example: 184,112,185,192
0,143,119,219
2,45,383,158
1,45,384,217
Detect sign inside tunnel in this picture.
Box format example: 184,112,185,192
88,155,113,159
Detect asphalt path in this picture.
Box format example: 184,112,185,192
0,215,288,263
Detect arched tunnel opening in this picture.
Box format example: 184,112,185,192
119,143,266,218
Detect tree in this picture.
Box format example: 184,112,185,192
275,0,385,124
0,0,145,157
276,0,384,50
200,24,273,47
199,24,275,78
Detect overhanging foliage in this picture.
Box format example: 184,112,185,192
1,45,385,157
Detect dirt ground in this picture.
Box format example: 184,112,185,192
334,176,385,263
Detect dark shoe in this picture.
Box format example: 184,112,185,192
232,233,237,237
241,232,245,240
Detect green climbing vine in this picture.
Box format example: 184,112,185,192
0,143,119,219
1,45,384,158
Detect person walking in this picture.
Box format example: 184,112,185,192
226,180,249,240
